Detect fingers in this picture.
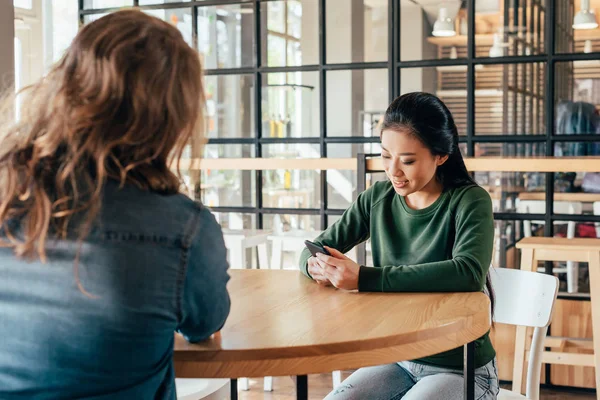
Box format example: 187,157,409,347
323,246,349,260
316,252,341,267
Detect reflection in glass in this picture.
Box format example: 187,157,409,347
327,0,388,63
214,212,256,230
263,214,320,234
327,69,388,137
475,63,546,135
197,4,254,69
205,75,255,139
262,72,319,138
262,0,318,66
139,0,189,4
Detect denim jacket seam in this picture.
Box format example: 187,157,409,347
175,203,204,324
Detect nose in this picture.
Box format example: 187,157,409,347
388,158,403,178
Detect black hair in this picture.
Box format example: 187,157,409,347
381,92,494,314
381,91,475,190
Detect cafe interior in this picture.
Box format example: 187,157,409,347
5,0,600,399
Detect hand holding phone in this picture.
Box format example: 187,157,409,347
304,240,331,258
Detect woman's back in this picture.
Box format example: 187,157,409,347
0,9,229,399
0,181,230,399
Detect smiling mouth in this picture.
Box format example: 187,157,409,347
392,180,409,188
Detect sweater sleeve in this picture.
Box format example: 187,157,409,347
358,187,494,292
299,188,372,279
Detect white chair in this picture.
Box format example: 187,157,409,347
222,229,270,270
515,200,583,293
490,267,559,400
175,378,230,400
594,201,600,238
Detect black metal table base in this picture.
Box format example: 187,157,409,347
230,378,238,400
464,341,475,400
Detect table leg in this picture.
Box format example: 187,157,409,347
295,375,308,400
464,342,475,400
230,378,238,400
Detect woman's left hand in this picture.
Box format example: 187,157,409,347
316,246,360,290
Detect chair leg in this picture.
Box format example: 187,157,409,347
263,376,273,392
258,243,269,269
332,371,342,388
567,261,579,293
239,377,249,391
271,240,284,270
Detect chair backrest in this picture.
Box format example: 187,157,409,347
489,267,559,400
594,201,600,216
516,200,583,215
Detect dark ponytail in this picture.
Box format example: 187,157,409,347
381,92,494,313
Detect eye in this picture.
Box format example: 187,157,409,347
381,154,391,159
402,160,415,165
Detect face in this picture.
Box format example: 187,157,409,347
381,128,448,196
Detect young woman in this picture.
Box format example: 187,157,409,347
0,10,230,399
300,92,498,400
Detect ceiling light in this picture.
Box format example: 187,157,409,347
432,7,456,37
573,0,598,30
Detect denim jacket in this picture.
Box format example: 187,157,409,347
0,180,231,399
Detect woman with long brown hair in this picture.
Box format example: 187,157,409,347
0,10,230,399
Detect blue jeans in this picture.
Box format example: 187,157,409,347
324,358,499,400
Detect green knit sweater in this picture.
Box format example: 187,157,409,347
299,181,495,368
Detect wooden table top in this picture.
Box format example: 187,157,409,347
516,236,600,251
174,270,491,378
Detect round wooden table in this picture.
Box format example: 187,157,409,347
174,270,491,400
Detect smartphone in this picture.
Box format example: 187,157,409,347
304,240,331,257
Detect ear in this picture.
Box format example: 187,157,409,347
436,154,449,166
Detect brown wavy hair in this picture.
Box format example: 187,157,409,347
0,9,205,262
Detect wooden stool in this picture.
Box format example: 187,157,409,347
514,237,600,396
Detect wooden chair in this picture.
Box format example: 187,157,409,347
175,378,230,400
514,237,600,399
515,200,583,293
490,267,559,399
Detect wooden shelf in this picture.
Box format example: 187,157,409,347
427,34,495,47
176,157,358,171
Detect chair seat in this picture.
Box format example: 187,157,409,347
175,378,230,400
498,388,529,400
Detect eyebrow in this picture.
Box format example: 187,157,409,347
380,145,416,156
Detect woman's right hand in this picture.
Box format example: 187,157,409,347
307,256,333,286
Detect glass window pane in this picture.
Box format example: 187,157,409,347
327,0,388,63
213,213,256,230
205,74,255,139
263,144,320,158
49,0,79,63
14,0,33,9
263,214,321,233
83,0,132,8
262,72,319,138
556,0,597,54
400,66,468,136
554,60,600,138
201,169,255,208
475,62,546,135
139,0,190,4
402,0,467,61
262,0,318,67
83,13,108,23
476,0,547,57
263,170,320,209
197,4,254,69
143,8,193,46
326,69,388,137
